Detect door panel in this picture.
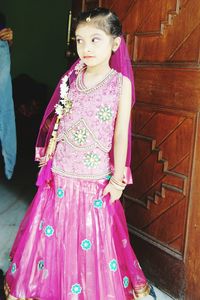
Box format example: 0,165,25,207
101,1,200,299
70,1,200,298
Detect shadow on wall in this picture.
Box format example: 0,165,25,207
13,74,49,160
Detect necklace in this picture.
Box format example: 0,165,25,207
76,67,115,94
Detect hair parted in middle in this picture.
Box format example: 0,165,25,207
76,7,122,38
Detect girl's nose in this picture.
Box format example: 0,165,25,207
83,43,92,53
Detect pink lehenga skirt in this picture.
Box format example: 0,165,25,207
5,174,150,300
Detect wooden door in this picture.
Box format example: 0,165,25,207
101,1,200,299
70,1,200,298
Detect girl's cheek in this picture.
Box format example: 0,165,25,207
76,46,82,54
78,45,84,53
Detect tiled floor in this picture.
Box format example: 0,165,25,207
0,157,37,273
0,157,174,300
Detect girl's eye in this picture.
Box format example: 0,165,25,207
92,37,100,43
76,38,83,44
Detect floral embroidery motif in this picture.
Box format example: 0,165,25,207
81,239,92,251
109,259,118,272
39,220,44,230
44,225,54,237
38,260,45,270
57,188,64,198
93,199,103,208
97,105,113,122
71,283,82,295
123,276,129,288
73,128,88,145
84,152,100,168
11,263,16,274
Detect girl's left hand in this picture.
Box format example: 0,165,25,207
38,156,47,168
102,182,123,204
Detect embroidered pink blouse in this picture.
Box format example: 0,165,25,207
52,70,123,180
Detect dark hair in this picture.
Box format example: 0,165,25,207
76,7,122,37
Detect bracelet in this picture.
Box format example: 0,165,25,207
110,180,125,191
110,176,126,187
110,176,127,191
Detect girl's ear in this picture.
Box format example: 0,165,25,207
112,37,121,52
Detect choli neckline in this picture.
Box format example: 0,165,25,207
75,68,116,94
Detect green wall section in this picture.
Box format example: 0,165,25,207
1,1,72,91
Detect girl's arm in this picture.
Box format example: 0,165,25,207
103,76,132,203
113,76,132,181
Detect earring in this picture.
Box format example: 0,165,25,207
86,15,91,22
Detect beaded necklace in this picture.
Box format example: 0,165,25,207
76,67,115,94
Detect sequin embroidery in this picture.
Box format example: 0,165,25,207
44,225,54,237
93,199,103,208
81,239,92,250
109,259,118,272
97,105,113,122
11,263,16,274
71,283,82,295
39,220,44,230
73,128,88,145
57,188,64,198
123,276,129,288
84,152,100,168
38,260,45,270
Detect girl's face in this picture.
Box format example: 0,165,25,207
75,23,120,69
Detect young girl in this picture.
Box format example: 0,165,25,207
4,7,156,300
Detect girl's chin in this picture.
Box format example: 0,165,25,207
83,62,98,67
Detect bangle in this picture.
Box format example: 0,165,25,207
110,176,126,187
110,176,126,191
110,180,125,191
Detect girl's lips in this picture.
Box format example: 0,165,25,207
83,56,95,59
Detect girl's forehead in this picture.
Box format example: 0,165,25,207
75,24,108,37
